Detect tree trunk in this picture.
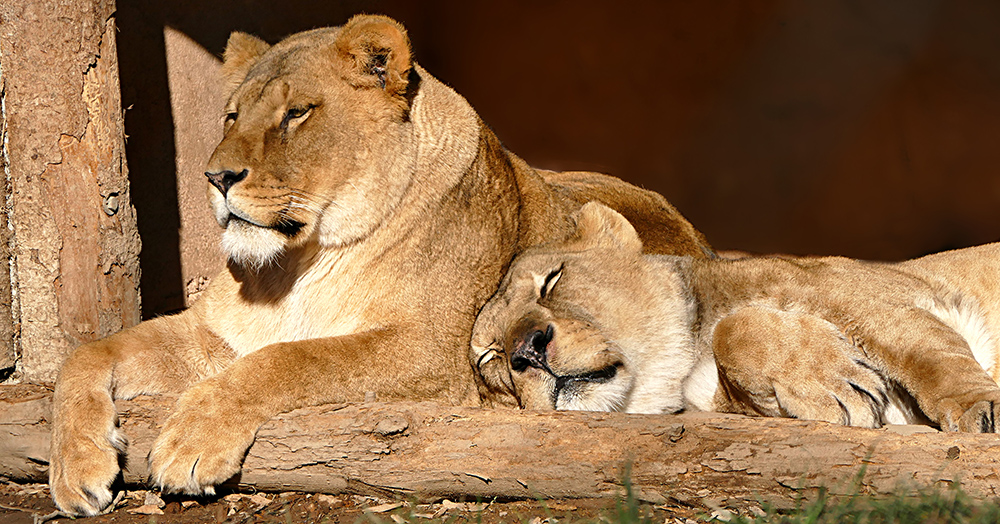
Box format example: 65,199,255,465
0,0,141,382
2,385,998,510
0,105,13,376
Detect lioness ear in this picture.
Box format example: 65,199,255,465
334,14,413,98
574,202,643,253
221,32,271,94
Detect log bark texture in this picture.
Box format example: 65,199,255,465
3,385,1000,509
0,0,141,382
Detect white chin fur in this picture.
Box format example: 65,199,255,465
221,221,285,269
556,375,632,412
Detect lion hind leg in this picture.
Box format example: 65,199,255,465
858,306,1000,433
916,292,999,382
713,306,890,428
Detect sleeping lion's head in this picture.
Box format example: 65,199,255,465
206,15,420,267
471,202,698,413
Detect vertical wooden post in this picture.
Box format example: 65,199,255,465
0,0,141,383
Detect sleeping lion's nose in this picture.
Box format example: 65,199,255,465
511,325,554,373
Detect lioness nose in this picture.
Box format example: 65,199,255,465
205,169,248,196
511,325,554,373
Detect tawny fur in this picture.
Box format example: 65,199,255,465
48,15,711,517
473,202,1000,434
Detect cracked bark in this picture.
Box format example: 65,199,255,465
0,80,13,375
0,0,141,382
3,385,1000,509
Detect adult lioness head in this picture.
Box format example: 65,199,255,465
471,202,698,413
206,15,420,267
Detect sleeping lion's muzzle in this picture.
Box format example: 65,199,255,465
508,322,623,409
510,325,554,373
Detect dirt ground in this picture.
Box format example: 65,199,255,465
0,480,709,524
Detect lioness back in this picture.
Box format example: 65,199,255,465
541,170,713,258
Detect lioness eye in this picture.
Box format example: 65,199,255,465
540,265,563,299
223,112,238,128
281,105,314,129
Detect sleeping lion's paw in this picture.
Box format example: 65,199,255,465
49,395,126,517
148,382,256,495
941,397,1000,433
771,356,890,428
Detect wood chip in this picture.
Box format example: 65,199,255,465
366,502,404,513
316,494,342,506
439,500,464,510
128,504,164,515
143,491,165,508
248,493,271,507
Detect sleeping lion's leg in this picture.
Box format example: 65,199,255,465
712,306,890,428
50,312,230,516
855,307,1000,432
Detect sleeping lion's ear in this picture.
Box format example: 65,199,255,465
221,32,271,94
335,14,413,98
574,202,643,253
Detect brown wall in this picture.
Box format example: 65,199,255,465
118,0,1000,318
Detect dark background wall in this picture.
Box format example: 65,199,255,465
116,0,1000,317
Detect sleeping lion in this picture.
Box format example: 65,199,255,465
472,202,1000,432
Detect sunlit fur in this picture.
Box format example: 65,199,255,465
918,293,997,376
473,203,697,414
220,221,286,269
475,202,1000,434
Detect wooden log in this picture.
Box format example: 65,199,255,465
2,384,999,510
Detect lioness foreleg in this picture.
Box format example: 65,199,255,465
712,306,890,427
50,313,226,516
147,328,432,495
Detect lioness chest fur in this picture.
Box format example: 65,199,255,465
48,15,712,517
473,202,1000,432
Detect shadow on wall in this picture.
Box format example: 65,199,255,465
118,0,1000,318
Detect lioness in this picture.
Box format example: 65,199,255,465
473,202,1000,432
48,15,711,516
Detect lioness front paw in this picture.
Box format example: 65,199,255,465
148,384,257,494
49,413,126,516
